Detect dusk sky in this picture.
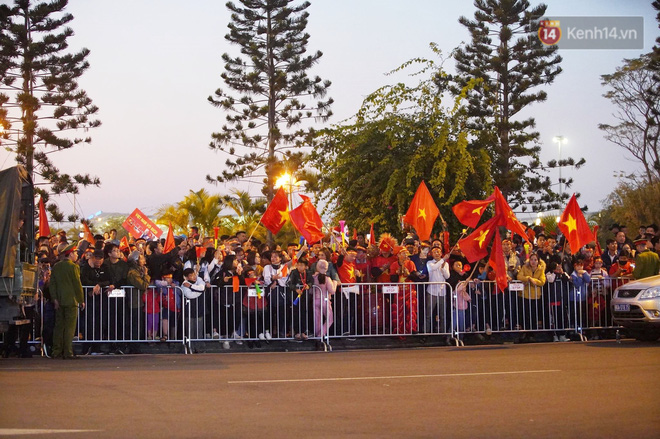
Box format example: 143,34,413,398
1,0,658,226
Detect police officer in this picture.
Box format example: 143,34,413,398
50,242,85,359
633,238,660,280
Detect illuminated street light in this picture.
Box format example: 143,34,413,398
553,136,567,200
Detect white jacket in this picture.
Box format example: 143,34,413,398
426,258,451,296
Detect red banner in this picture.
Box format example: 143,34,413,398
122,208,163,240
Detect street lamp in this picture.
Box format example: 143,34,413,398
274,171,303,207
553,136,567,200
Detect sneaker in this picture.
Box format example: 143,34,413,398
559,335,571,342
264,331,272,341
205,333,211,339
222,341,230,349
301,333,308,340
485,326,493,336
232,332,243,345
294,333,302,341
212,330,220,339
553,335,559,342
258,333,266,340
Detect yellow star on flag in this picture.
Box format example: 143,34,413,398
563,214,577,234
347,266,355,280
418,208,427,220
472,206,484,215
475,229,490,248
278,209,289,224
593,302,599,309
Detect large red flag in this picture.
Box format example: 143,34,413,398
452,194,495,228
458,215,501,263
163,222,176,254
289,195,325,244
488,228,508,292
38,197,50,238
557,194,593,255
82,222,95,246
492,187,530,242
261,187,289,235
402,181,439,241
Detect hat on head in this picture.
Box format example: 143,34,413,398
633,238,648,247
61,242,77,256
92,249,105,259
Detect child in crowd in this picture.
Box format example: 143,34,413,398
181,268,206,340
570,259,591,333
142,285,161,341
287,258,313,340
545,261,571,342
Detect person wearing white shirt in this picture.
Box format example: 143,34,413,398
426,247,451,333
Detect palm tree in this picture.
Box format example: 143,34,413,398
156,189,225,237
221,189,267,236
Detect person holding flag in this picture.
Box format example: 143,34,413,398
263,250,290,339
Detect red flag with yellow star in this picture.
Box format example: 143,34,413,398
82,221,95,246
261,187,289,235
458,215,500,263
492,187,530,243
289,194,325,244
163,222,176,254
402,181,439,241
488,228,508,292
557,194,593,255
452,194,495,228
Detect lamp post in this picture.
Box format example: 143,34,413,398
274,171,303,208
553,136,567,201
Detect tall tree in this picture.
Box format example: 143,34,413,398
599,55,660,184
451,0,577,212
0,0,101,223
207,0,332,225
313,50,489,236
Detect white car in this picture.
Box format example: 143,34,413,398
611,274,660,341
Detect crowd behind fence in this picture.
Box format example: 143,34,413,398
24,275,632,355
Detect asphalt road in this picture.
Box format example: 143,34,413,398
1,340,659,438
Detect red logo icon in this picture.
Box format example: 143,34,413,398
538,20,561,46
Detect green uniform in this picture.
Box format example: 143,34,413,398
633,250,660,280
50,258,84,358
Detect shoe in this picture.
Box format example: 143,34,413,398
559,335,571,342
212,331,220,339
485,327,493,336
301,333,308,340
265,331,272,340
222,341,230,350
258,333,266,340
342,331,350,336
232,332,243,345
294,333,302,341
553,335,559,342
160,336,168,342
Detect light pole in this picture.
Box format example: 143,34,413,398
553,136,567,201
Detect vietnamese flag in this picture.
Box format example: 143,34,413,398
593,225,602,257
261,187,289,235
452,194,495,228
82,221,95,246
289,194,325,244
163,222,176,254
488,228,508,292
402,181,439,241
458,215,501,263
557,194,593,255
492,187,530,243
369,223,376,246
38,197,50,238
119,236,130,251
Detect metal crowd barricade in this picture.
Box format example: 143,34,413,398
28,276,632,357
74,285,184,349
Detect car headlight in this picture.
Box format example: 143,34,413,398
639,287,660,299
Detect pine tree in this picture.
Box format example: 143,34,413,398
208,0,332,210
451,0,580,212
0,0,101,224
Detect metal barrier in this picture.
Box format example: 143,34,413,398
17,277,633,357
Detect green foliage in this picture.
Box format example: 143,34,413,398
0,0,100,223
451,0,578,212
601,176,660,230
311,47,490,237
207,0,332,207
155,189,224,237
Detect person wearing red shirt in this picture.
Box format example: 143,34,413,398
609,249,634,290
389,248,419,335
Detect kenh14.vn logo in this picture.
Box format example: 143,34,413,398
538,20,561,45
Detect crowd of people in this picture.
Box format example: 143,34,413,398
18,221,660,358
